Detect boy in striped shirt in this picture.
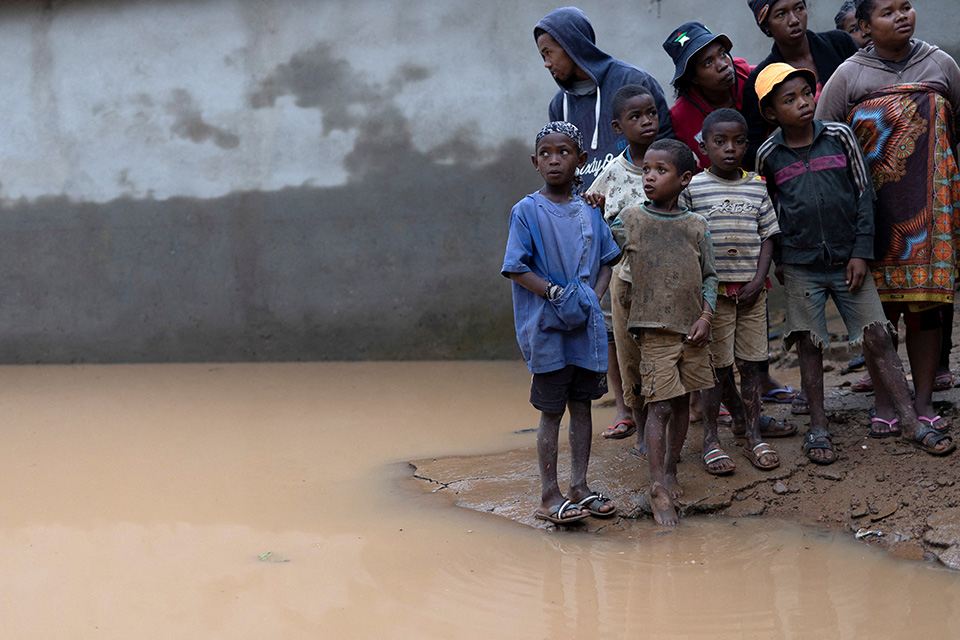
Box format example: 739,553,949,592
680,108,781,474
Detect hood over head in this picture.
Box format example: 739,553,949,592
534,7,614,89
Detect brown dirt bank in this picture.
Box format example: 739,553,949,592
410,326,960,570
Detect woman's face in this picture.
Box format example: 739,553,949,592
861,0,915,51
765,0,807,46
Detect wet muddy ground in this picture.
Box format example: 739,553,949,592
412,307,960,570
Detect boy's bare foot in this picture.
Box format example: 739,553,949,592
650,482,679,526
663,476,683,499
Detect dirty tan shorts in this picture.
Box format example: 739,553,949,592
610,274,644,409
709,290,768,369
636,328,715,403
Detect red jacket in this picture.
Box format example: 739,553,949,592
669,57,752,169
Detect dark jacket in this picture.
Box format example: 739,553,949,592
756,120,875,266
535,7,672,190
742,30,858,169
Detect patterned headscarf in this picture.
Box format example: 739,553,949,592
536,121,584,153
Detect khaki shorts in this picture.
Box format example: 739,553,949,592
637,328,715,403
709,290,768,369
610,275,644,409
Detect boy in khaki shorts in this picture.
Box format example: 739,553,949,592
680,108,781,475
611,139,717,525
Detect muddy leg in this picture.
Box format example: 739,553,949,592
664,394,688,498
537,411,584,517
645,399,679,525
738,358,778,467
702,373,735,474
796,334,832,462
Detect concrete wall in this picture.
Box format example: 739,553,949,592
0,0,957,362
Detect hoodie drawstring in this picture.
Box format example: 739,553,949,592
562,92,601,151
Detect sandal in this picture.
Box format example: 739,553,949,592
602,419,637,439
901,425,956,456
741,441,779,470
851,376,873,392
577,493,617,518
717,405,732,426
535,499,588,524
731,414,797,438
919,415,949,435
869,417,901,439
760,386,796,403
629,442,647,460
803,428,837,465
702,447,735,475
934,374,955,392
791,395,810,415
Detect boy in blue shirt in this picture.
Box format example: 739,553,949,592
755,63,954,462
502,122,622,524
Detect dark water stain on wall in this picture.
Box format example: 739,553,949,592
0,36,539,363
0,136,536,363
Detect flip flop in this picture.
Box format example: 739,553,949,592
702,447,735,475
869,417,901,438
901,425,956,456
602,419,636,439
629,442,647,460
535,499,589,524
919,415,949,434
934,374,955,392
717,405,732,426
760,386,796,403
577,493,617,518
851,376,873,392
803,428,837,465
741,441,779,470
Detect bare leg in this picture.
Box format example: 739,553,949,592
537,411,586,518
905,326,940,418
702,367,735,474
796,334,834,463
739,359,779,467
565,399,615,515
604,343,634,435
863,324,952,452
645,399,679,526
664,394,689,497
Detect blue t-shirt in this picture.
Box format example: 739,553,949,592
501,191,620,373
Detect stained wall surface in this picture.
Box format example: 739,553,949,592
1,0,956,362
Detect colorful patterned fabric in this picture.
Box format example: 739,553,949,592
847,82,960,307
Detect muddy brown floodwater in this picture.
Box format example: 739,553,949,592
0,360,958,638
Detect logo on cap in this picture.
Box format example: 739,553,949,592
674,31,690,46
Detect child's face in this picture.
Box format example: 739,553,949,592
700,121,747,178
840,10,872,48
537,32,582,84
690,41,735,94
861,0,915,50
611,94,659,146
531,132,586,187
763,76,815,130
765,0,807,46
642,150,691,204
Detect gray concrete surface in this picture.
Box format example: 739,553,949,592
0,0,956,362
